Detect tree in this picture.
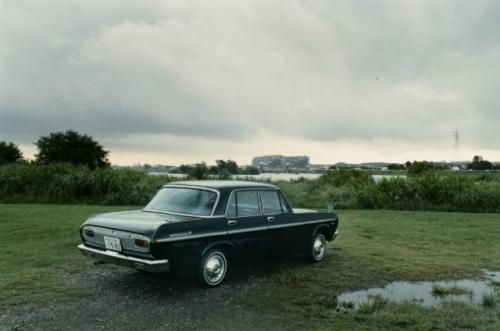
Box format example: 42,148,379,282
35,130,110,169
387,163,405,170
0,141,24,165
242,166,260,175
406,160,434,175
468,155,493,170
225,160,239,174
212,159,241,178
178,163,209,179
178,164,192,174
215,159,239,175
190,163,209,179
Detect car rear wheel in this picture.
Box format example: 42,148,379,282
307,233,327,262
197,249,228,287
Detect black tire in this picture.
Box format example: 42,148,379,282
307,233,327,262
197,249,228,287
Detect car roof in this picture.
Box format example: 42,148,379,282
164,180,278,191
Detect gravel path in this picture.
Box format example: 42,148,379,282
0,261,288,331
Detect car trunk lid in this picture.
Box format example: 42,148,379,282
82,210,193,237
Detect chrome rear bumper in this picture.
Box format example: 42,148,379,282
78,244,169,273
333,230,339,241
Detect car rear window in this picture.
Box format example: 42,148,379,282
145,187,218,216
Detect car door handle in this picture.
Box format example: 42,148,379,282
267,216,276,222
227,220,238,226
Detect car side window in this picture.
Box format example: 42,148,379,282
261,190,282,215
226,193,237,217
279,192,292,213
236,190,260,217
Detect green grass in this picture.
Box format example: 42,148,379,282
1,205,500,330
0,204,132,310
357,294,389,314
244,209,500,330
4,164,500,213
431,285,472,297
482,293,498,308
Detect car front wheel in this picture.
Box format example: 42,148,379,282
307,233,327,262
197,249,228,287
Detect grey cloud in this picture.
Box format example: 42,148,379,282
1,0,500,158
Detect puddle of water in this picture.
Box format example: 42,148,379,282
338,270,500,309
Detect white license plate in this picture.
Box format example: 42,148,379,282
104,236,122,252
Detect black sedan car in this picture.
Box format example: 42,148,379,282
78,181,339,287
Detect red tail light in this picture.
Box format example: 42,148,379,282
134,239,150,249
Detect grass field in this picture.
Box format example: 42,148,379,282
1,204,500,329
0,204,132,310
246,209,500,330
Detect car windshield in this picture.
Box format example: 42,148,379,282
144,187,218,216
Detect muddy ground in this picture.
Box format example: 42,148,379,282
0,260,292,331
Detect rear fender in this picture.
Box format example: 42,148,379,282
201,240,235,257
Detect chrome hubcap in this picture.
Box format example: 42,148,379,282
204,253,226,285
313,237,325,260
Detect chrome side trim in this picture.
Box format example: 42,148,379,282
155,231,227,243
143,209,225,219
228,226,267,234
154,219,336,243
143,185,221,217
267,222,304,229
306,218,337,224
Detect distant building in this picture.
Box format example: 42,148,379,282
252,155,309,170
308,164,332,172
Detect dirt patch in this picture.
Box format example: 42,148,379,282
0,261,286,331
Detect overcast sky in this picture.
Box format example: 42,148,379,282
1,0,500,165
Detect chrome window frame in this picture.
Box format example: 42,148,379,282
277,190,293,214
224,188,263,219
143,185,221,218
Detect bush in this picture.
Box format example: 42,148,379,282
2,165,500,213
318,169,373,187
279,170,500,213
0,163,172,205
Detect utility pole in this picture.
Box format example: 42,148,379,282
454,129,460,160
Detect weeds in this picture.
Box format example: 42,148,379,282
279,170,500,213
0,163,172,205
482,293,498,308
2,165,500,212
357,294,389,314
431,285,472,297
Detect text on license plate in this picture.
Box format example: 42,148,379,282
104,236,122,251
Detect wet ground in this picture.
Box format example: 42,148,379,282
3,256,499,330
0,262,284,331
338,270,500,309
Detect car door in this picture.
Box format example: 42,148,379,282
226,190,270,259
261,190,305,255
